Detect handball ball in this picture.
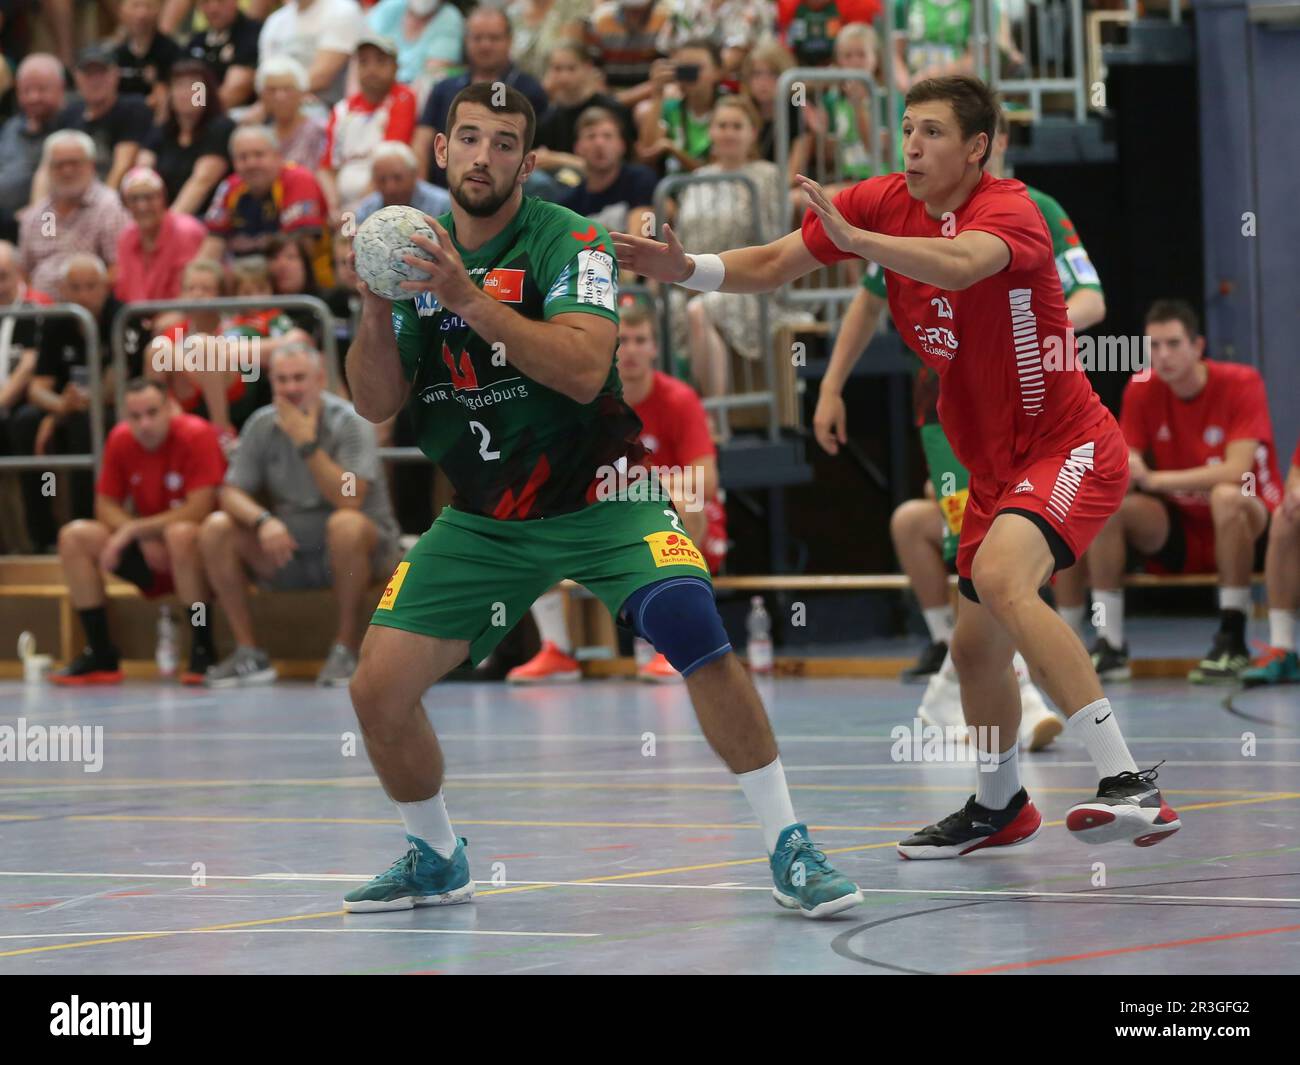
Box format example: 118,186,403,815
353,205,439,301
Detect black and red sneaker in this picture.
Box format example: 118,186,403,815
49,647,124,687
897,788,1041,860
1066,764,1181,847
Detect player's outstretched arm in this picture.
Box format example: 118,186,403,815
610,224,822,295
814,287,887,456
348,278,411,424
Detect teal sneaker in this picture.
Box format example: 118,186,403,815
769,823,862,919
1242,648,1300,687
343,835,474,913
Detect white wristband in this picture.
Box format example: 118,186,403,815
680,253,725,292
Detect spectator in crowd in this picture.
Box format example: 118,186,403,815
657,0,777,75
413,7,549,188
0,240,52,553
50,377,226,685
777,0,880,68
791,23,882,192
10,254,125,550
148,257,247,448
353,140,451,226
1056,301,1283,684
742,40,800,167
111,0,184,113
1242,437,1300,687
161,0,276,36
558,105,657,241
583,0,672,108
54,45,154,193
891,0,1023,88
37,0,76,71
265,233,329,343
115,167,207,303
365,0,464,107
673,95,811,435
0,55,67,244
258,0,369,109
137,59,234,216
254,56,329,173
508,300,726,684
506,0,588,82
19,131,130,296
197,341,402,687
637,37,726,174
319,34,417,225
535,43,635,168
183,0,262,110
202,125,331,286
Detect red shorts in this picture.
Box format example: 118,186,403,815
956,422,1129,581
702,499,728,575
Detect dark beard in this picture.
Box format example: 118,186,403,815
451,164,523,217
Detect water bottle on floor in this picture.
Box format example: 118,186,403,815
156,604,178,678
746,596,773,675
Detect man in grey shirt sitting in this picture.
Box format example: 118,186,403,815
198,338,401,686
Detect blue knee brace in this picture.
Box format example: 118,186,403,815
620,577,732,677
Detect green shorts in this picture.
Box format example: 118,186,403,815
370,498,714,665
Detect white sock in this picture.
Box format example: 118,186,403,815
397,792,458,858
1066,698,1138,779
1058,604,1086,635
1219,586,1251,614
975,745,1020,810
922,605,955,643
531,589,571,653
737,757,798,854
938,648,958,680
1011,651,1029,684
1268,609,1297,652
1094,589,1125,649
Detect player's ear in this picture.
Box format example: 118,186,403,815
433,131,449,171
519,149,537,187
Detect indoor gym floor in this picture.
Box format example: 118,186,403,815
1,668,1298,975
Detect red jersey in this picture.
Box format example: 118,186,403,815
97,413,227,517
802,171,1110,483
630,370,727,572
1119,360,1284,516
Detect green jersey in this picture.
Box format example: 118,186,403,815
823,90,875,180
390,196,642,521
661,97,714,173
895,0,973,74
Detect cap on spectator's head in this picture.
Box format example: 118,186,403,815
76,44,116,71
120,167,165,196
355,33,399,59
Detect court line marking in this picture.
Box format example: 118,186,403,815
4,792,1299,959
35,815,914,832
956,922,1300,974
0,928,597,942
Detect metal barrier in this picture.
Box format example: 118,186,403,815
775,67,886,319
653,171,779,441
0,303,104,472
110,295,341,411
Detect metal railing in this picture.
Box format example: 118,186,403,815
0,303,104,471
110,295,341,410
653,171,779,441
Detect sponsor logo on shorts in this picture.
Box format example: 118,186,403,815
1014,479,1034,494
939,487,968,535
643,531,708,571
377,561,411,611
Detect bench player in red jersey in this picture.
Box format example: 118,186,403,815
614,74,1181,858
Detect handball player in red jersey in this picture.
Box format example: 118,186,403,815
614,74,1181,858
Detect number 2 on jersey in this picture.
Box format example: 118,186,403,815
469,421,500,461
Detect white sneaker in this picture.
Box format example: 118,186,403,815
917,654,964,730
1014,655,1064,751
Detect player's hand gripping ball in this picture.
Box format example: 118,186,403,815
353,205,440,301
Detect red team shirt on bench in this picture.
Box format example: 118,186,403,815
801,171,1128,576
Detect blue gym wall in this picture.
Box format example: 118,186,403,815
1194,0,1300,461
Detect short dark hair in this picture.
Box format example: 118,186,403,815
619,299,658,338
905,75,1001,168
1145,299,1200,339
124,377,166,400
445,81,536,154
